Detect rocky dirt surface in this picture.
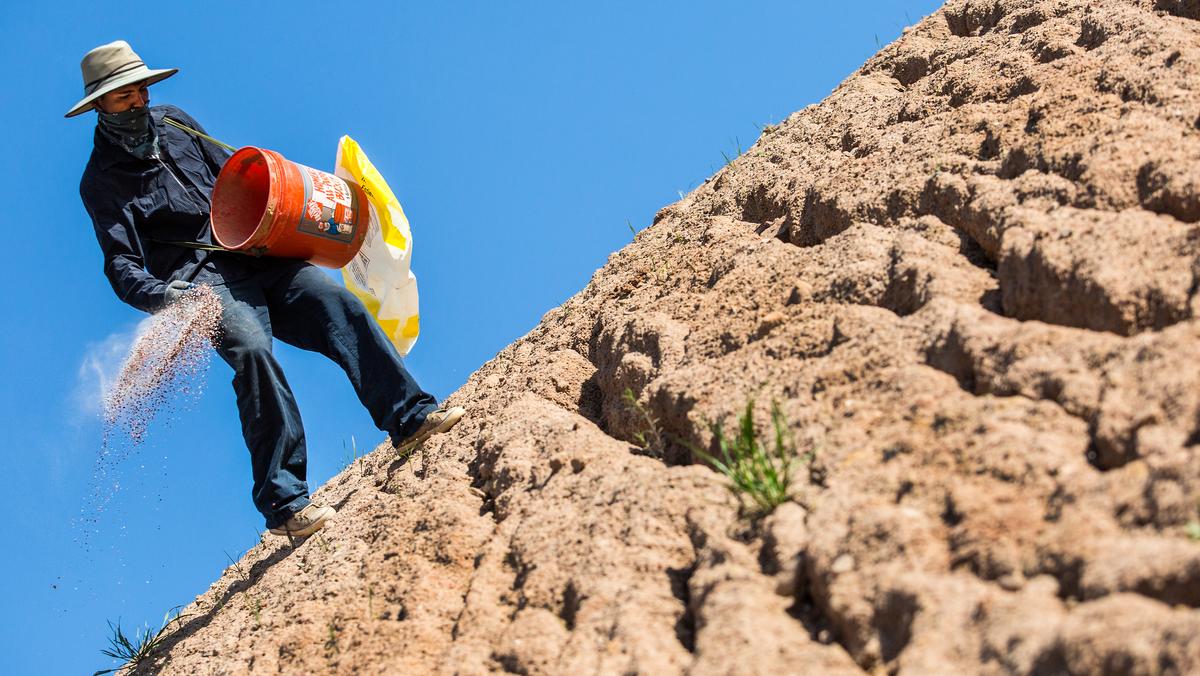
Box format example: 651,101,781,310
136,1,1200,673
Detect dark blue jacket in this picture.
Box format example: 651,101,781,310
80,104,241,313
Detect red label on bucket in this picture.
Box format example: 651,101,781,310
296,165,358,243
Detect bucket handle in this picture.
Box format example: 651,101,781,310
163,117,237,153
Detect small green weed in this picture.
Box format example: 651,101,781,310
248,595,262,627
654,260,670,283
1185,521,1200,542
224,549,249,584
627,219,638,238
395,435,429,473
94,609,185,675
325,621,340,654
224,549,265,627
622,388,664,457
720,136,744,167
342,435,359,470
752,120,779,136
690,400,806,516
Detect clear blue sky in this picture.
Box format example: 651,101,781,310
0,1,940,672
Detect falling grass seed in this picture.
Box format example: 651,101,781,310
78,286,223,549
102,286,223,443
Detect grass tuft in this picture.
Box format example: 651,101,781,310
753,120,779,136
342,434,360,470
94,609,185,675
622,388,664,457
720,136,744,167
690,400,807,516
224,549,249,584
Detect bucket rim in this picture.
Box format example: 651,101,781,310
211,146,280,251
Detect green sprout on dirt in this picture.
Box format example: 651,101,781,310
342,434,359,470
325,621,340,654
395,436,432,475
94,609,185,675
689,400,806,516
753,120,779,136
622,388,664,457
1186,521,1200,542
224,549,249,584
720,136,744,167
248,594,263,628
223,549,265,627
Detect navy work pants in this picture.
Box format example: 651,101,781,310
206,259,437,528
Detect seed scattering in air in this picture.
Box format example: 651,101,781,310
78,286,223,550
103,285,223,444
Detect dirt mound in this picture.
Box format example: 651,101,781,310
134,1,1200,673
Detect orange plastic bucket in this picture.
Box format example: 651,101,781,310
210,147,369,268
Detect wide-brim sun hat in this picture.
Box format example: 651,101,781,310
64,40,177,118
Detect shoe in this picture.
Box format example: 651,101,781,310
269,504,336,538
394,406,466,455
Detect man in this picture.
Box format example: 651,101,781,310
69,40,464,538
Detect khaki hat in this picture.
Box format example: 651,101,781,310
64,40,177,118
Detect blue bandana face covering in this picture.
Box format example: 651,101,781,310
97,106,159,160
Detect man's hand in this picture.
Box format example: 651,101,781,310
164,279,195,305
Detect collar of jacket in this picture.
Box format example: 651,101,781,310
93,105,169,170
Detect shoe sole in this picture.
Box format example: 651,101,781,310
268,507,335,538
396,406,466,456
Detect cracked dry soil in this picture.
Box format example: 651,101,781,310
134,1,1200,673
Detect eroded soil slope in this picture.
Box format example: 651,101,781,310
138,1,1200,673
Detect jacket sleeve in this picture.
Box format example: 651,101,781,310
82,183,169,314
165,105,232,175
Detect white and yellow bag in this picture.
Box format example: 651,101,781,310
333,136,420,355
